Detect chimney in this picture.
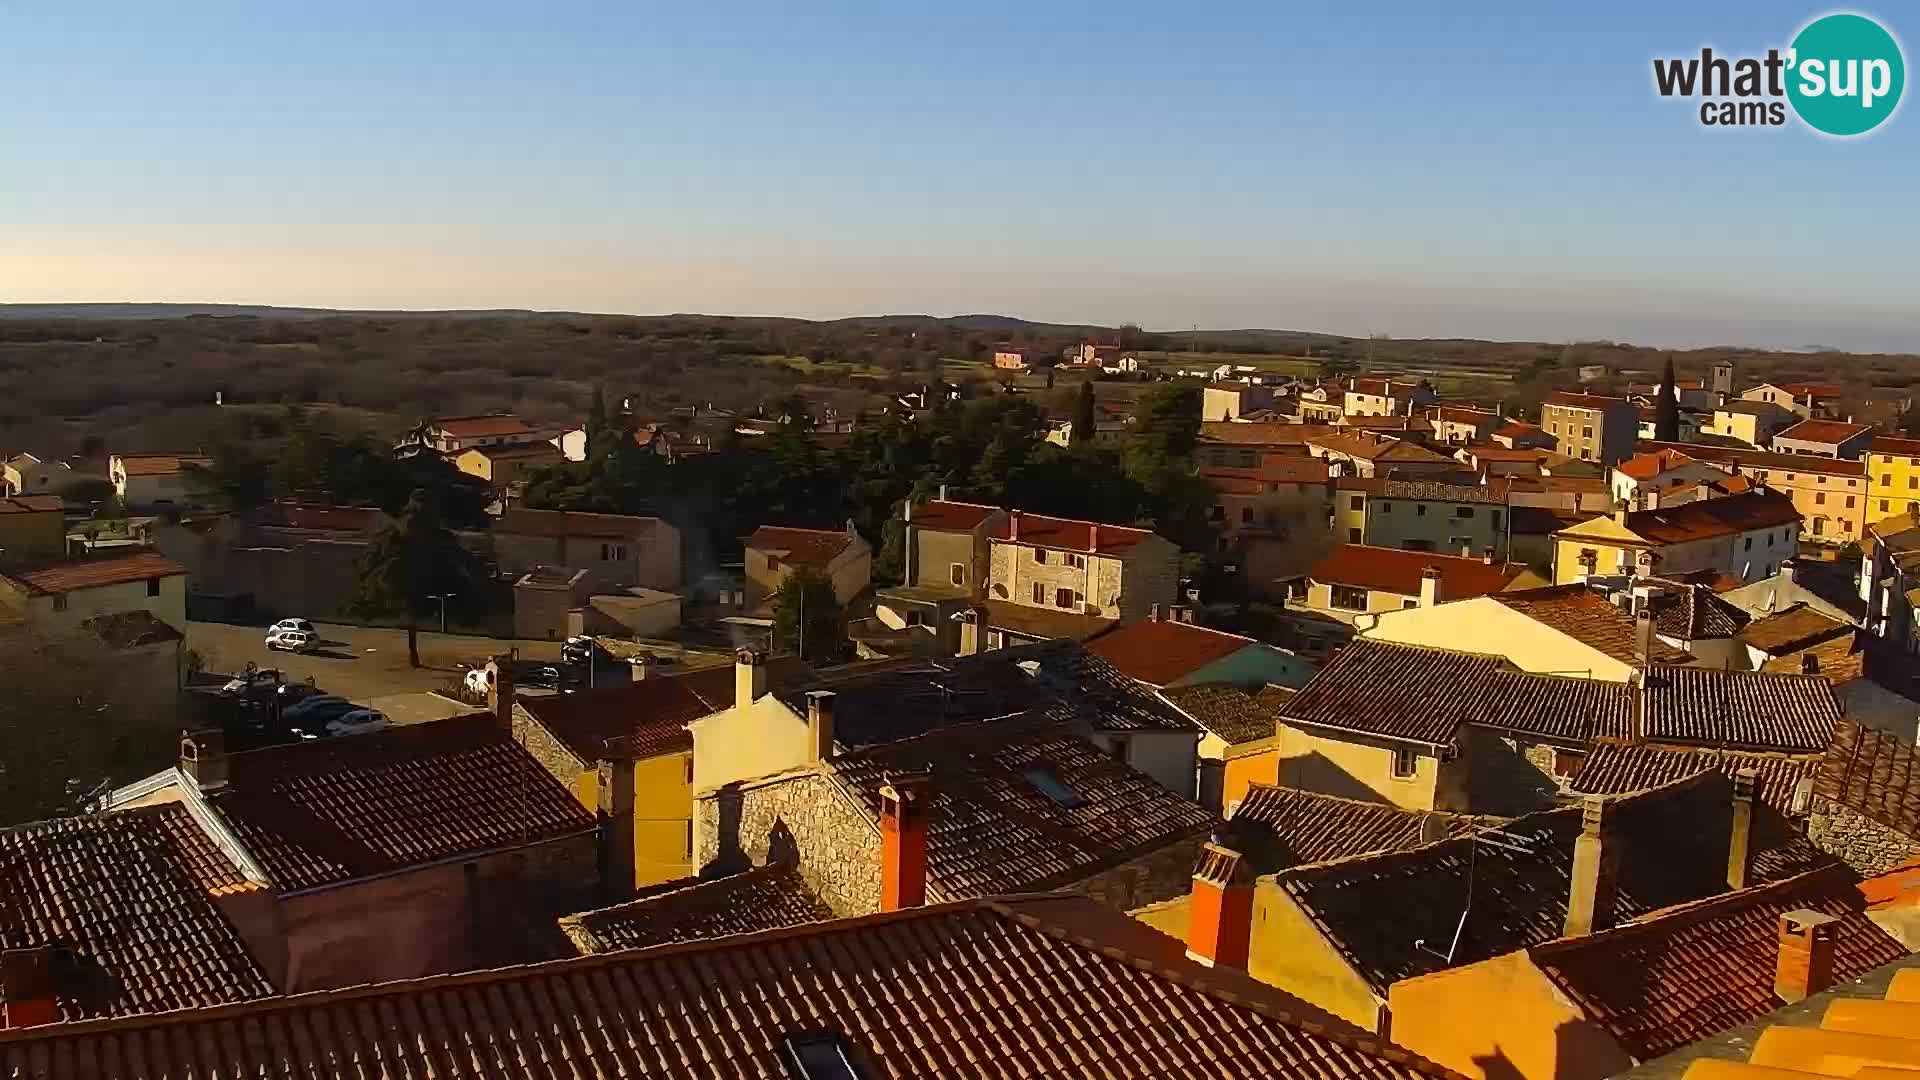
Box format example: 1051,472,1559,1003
957,607,983,657
805,690,836,763
1186,842,1257,970
1775,910,1840,1003
1009,510,1020,541
1729,768,1758,890
596,741,638,904
179,728,228,791
938,483,948,501
1482,547,1496,565
1150,603,1162,622
486,655,515,736
1419,567,1443,608
1613,502,1630,527
735,648,766,710
879,772,930,911
1780,558,1797,585
902,500,916,587
1565,797,1619,937
0,948,57,1030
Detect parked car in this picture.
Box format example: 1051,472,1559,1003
323,710,390,738
265,628,317,652
221,668,283,695
520,665,565,691
560,636,599,665
282,694,352,723
269,618,317,636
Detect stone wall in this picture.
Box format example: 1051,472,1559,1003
1067,834,1208,910
1806,796,1920,875
512,708,590,806
1116,539,1181,621
698,772,882,916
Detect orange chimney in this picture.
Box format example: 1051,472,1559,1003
1776,910,1839,1003
0,947,57,1030
879,772,930,911
1187,842,1256,969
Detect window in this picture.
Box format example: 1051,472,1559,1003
1404,539,1434,552
146,578,161,597
600,542,628,561
1744,537,1753,551
1023,766,1085,807
1032,582,1045,604
684,758,694,784
1403,597,1419,609
1379,501,1392,513
1416,504,1428,517
1034,548,1048,564
783,1032,865,1080
1847,496,1856,508
1883,499,1892,513
1240,506,1254,524
950,563,965,587
1209,504,1225,522
1491,510,1503,529
51,595,68,613
1331,585,1368,611
1816,492,1826,505
1767,532,1775,548
1391,748,1418,778
1454,506,1473,519
1349,495,1364,511
1055,587,1074,609
1348,527,1362,542
1237,450,1256,467
1883,474,1892,486
1582,426,1594,439
1910,476,1917,490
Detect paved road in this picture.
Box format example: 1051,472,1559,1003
186,621,567,704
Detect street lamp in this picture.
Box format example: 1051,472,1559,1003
425,593,456,635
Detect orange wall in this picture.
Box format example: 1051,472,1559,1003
1388,951,1634,1080
1222,748,1280,812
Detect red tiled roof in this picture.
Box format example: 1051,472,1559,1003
1490,586,1694,665
1647,582,1751,640
1775,419,1873,445
1229,784,1479,872
991,511,1158,554
1532,866,1904,1061
1777,382,1845,398
493,507,667,540
1545,391,1628,410
0,805,274,1021
1616,448,1700,480
748,525,858,566
1640,664,1840,753
911,499,1000,531
0,894,1451,1079
1494,421,1546,437
1762,631,1920,701
1430,405,1499,424
1638,439,1866,477
1309,543,1529,598
1159,684,1291,745
1871,434,1920,458
1572,491,1802,545
516,675,712,764
1814,718,1920,841
1741,602,1854,656
1199,422,1334,446
1568,740,1819,812
1085,619,1257,686
1200,457,1330,486
114,454,210,477
559,864,834,953
208,713,597,892
0,495,61,514
430,414,534,438
1,550,186,595
463,441,565,462
1308,431,1455,464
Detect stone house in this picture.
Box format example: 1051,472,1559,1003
742,524,872,614
1541,391,1637,465
108,454,212,511
0,549,187,634
396,414,545,455
151,503,391,621
487,508,681,593
1552,490,1802,586
864,498,1006,658
1201,455,1331,587
108,707,602,993
982,509,1181,647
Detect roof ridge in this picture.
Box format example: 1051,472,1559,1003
1528,863,1861,960
1238,782,1480,821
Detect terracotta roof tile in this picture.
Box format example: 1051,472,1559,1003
747,524,858,566
1762,632,1920,701
1310,544,1530,599
1568,491,1802,546
1491,585,1694,666
1160,683,1286,744
1740,602,1854,655
1647,584,1752,640
1200,457,1331,486
208,713,597,892
0,805,274,1021
430,414,535,438
114,454,210,477
1229,784,1479,872
1199,421,1335,446
0,895,1451,1078
1871,434,1920,457
1640,665,1840,753
1568,741,1820,813
493,507,668,540
910,499,1001,531
1,550,187,595
1638,439,1865,477
1545,391,1630,410
1274,772,1828,997
560,864,834,953
1281,640,1634,747
1308,431,1456,464
990,511,1159,553
1617,448,1701,480
827,716,1217,900
517,677,711,763
1776,419,1873,445
1532,866,1904,1061
0,495,61,515
1085,619,1257,686
1814,718,1920,841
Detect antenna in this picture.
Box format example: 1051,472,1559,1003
1415,823,1536,965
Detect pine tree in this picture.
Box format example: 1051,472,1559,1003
1655,355,1681,442
350,490,484,667
1072,380,1096,445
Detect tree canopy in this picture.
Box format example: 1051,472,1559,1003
349,490,488,667
772,567,845,664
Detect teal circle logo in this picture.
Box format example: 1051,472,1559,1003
1787,13,1905,136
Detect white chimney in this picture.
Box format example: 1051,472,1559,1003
1419,567,1442,608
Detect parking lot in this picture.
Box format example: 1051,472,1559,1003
186,621,568,705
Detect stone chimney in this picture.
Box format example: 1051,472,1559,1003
1564,797,1619,937
1729,768,1758,890
805,690,836,763
597,740,638,905
1775,910,1840,1003
1186,842,1257,970
1419,567,1443,609
735,648,766,710
1780,558,1797,585
179,728,228,792
879,772,930,911
486,655,515,736
1009,510,1020,542
0,947,57,1030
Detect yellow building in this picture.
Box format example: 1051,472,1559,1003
511,667,747,889
1639,441,1868,548
1553,490,1801,586
1868,435,1920,519
452,442,564,490
1363,584,1685,682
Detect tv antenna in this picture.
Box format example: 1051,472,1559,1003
1415,824,1537,965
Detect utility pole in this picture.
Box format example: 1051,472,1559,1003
426,593,455,634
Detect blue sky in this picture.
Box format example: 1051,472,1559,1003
2,2,1915,350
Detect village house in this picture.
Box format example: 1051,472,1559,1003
981,509,1180,647
743,523,872,614
1389,864,1904,1080
150,501,391,622
1492,420,1558,450
1611,448,1728,507
1868,434,1920,519
1641,440,1869,547
0,494,67,560
0,549,187,632
1761,633,1920,739
1723,556,1864,627
487,507,682,592
1331,476,1512,556
1332,414,1438,441
1283,544,1544,655
1199,421,1330,460
1202,454,1330,585
0,891,1452,1079
1293,384,1345,422
1425,404,1506,445
1202,381,1275,421
1703,399,1800,449
1741,602,1856,670
108,453,211,511
1305,431,1460,478
452,440,566,493
1542,391,1638,464
1636,402,1706,442
1344,377,1437,417
1741,380,1847,420
1626,375,1719,409
862,498,1004,657
396,413,544,455
1860,510,1920,655
1553,490,1802,586
109,707,601,994
990,345,1033,370
1249,772,1829,1033
1156,683,1298,812
1,452,92,499
1364,583,1695,682
1772,418,1875,459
